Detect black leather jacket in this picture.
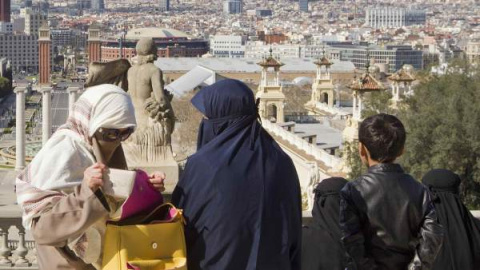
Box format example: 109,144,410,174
340,164,444,270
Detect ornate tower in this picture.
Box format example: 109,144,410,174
256,48,285,123
38,23,51,86
341,59,386,173
388,64,415,104
306,48,335,113
88,24,102,63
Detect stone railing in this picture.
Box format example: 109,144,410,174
0,215,37,270
314,102,350,118
261,119,343,171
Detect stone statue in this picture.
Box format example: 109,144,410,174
121,38,177,185
84,38,178,184
127,37,174,142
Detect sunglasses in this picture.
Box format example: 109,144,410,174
97,127,134,142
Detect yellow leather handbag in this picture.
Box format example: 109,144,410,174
102,203,187,270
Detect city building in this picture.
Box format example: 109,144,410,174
365,8,426,28
223,0,242,14
245,42,301,58
245,42,332,59
0,33,41,73
12,17,25,33
101,28,209,62
77,0,91,10
159,0,170,11
246,8,272,17
91,0,104,12
0,0,10,23
0,21,12,33
22,8,47,35
329,43,423,73
264,33,287,45
51,28,76,48
466,39,480,63
210,35,246,58
299,0,308,12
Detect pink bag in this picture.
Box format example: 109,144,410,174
109,170,164,221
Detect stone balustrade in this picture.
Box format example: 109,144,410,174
0,216,37,270
314,102,350,117
261,118,343,171
0,204,475,270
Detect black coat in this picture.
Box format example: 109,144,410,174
340,164,444,270
302,177,353,270
172,79,302,270
422,169,480,270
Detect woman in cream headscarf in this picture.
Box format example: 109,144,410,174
16,84,166,270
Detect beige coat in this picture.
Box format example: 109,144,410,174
32,179,108,270
31,143,127,270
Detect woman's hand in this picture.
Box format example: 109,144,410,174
149,171,166,193
84,163,106,192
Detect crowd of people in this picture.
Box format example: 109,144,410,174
15,79,480,270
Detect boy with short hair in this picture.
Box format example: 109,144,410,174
340,113,443,270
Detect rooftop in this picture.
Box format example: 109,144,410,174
125,27,191,40
348,73,386,92
155,58,355,73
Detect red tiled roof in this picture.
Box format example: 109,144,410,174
388,69,415,82
348,73,386,92
314,56,333,66
257,56,284,67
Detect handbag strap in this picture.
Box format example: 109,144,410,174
139,202,185,224
111,203,185,226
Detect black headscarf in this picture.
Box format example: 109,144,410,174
302,177,352,270
172,79,302,270
422,169,480,270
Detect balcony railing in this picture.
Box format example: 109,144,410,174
0,215,37,270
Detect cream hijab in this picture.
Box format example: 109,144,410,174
16,84,136,226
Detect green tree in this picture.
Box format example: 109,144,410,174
0,76,11,98
399,64,480,208
344,141,365,179
344,63,480,209
362,90,394,119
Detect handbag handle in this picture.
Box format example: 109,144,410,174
141,203,180,223
112,203,185,226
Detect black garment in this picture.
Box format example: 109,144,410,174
340,163,444,270
302,177,352,270
171,79,302,270
422,169,480,270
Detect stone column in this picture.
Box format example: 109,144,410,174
67,87,79,116
358,93,363,119
0,226,12,266
40,87,52,146
396,83,401,100
13,227,29,267
14,87,26,171
352,92,358,119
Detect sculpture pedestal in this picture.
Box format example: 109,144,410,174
122,142,179,194
127,160,179,194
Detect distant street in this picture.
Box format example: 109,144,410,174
51,90,69,130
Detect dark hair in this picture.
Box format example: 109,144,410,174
358,113,406,163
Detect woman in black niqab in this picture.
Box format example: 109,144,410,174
171,79,302,270
422,169,480,270
302,177,353,270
